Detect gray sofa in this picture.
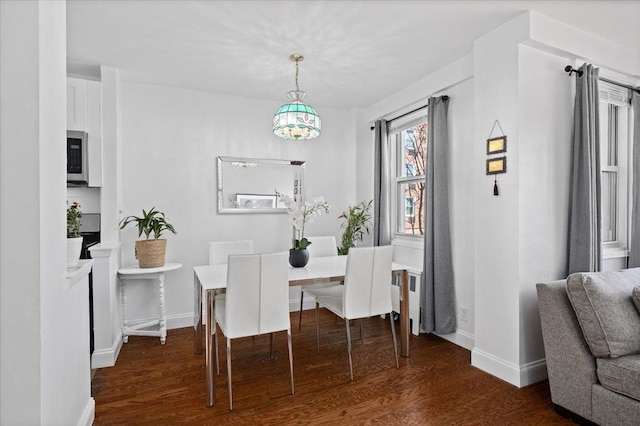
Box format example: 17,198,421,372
537,269,640,426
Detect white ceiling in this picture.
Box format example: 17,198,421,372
67,0,640,109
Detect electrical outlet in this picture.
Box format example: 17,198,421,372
459,306,469,323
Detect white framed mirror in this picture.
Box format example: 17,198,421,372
217,156,305,214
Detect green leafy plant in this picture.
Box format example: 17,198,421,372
119,207,177,240
67,201,82,238
337,200,372,255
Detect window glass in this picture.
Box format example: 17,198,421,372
391,117,427,237
601,170,617,242
598,91,630,250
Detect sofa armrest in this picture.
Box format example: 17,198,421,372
536,280,598,420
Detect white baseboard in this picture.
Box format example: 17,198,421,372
91,332,123,368
471,348,547,387
291,295,316,312
167,312,195,330
77,397,95,426
436,328,475,351
519,358,548,385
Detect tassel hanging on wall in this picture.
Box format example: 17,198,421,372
493,177,499,196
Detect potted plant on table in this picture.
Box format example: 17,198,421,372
119,207,177,268
67,201,83,267
337,200,372,255
278,193,330,267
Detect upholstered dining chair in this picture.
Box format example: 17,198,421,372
298,236,339,329
306,245,398,381
213,252,294,410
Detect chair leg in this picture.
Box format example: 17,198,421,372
214,324,219,375
287,329,295,395
270,332,275,360
389,312,399,369
298,291,304,330
345,318,354,381
226,339,233,410
360,320,364,343
315,301,320,353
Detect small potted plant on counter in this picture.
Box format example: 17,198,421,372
67,201,83,267
119,207,177,268
337,200,372,255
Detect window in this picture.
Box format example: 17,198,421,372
599,81,631,254
390,114,427,237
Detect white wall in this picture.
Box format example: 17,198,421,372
472,13,528,384
517,45,574,366
471,11,640,386
358,56,477,350
357,10,640,388
119,82,357,324
1,1,94,424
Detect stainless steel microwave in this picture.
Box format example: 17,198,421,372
67,130,88,186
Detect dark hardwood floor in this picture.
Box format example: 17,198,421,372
92,309,574,425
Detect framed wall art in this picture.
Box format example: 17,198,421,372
486,156,507,175
486,136,507,155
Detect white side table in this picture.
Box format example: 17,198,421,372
118,262,182,345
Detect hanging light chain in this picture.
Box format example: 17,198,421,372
289,54,304,92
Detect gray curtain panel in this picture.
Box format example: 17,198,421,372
421,96,455,334
568,64,602,274
629,93,640,268
373,119,391,246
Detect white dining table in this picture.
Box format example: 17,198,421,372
193,255,412,407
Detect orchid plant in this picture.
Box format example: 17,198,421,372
278,192,330,250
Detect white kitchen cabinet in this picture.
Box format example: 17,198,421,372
67,77,102,186
86,80,102,186
67,77,88,131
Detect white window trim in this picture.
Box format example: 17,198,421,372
600,81,632,259
389,112,427,240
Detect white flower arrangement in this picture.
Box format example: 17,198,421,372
278,192,330,250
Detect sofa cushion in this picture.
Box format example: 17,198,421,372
566,269,640,358
633,286,640,314
597,354,640,402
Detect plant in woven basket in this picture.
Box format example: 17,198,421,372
119,207,177,268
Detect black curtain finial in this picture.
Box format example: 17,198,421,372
564,65,583,77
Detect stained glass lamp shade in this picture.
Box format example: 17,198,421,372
273,54,321,140
273,90,321,140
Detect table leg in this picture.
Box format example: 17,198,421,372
194,271,202,354
399,269,410,357
205,289,216,407
159,272,167,345
121,278,129,344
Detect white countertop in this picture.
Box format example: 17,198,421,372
66,259,93,289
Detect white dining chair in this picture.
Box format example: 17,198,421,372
213,252,294,410
208,240,253,373
298,236,339,329
306,245,398,381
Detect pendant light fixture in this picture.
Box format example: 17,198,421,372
273,54,321,140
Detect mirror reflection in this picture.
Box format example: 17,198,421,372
217,156,305,214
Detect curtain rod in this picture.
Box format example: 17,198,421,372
370,95,449,130
564,65,640,94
